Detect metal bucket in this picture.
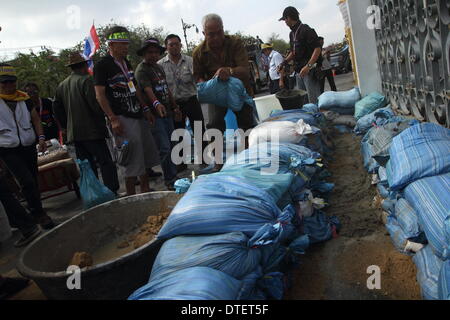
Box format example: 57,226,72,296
17,192,182,300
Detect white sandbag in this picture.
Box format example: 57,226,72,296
249,119,317,147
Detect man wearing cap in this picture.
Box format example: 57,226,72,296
0,63,55,230
53,52,120,194
279,6,323,104
261,43,285,94
93,26,160,196
135,38,180,191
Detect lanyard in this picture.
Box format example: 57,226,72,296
114,58,131,82
292,23,303,56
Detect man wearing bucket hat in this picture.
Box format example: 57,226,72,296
94,26,160,196
53,52,120,194
0,63,55,230
278,6,323,104
135,38,181,191
261,43,285,94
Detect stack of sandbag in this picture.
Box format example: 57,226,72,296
354,92,388,120
318,87,361,115
131,108,341,301
366,122,450,300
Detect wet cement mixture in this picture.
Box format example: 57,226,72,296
286,131,421,300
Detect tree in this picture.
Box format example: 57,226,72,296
267,33,290,55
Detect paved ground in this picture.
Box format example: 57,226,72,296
1,71,358,300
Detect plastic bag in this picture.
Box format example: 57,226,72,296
354,106,395,135
197,77,256,112
249,119,319,147
76,159,116,210
354,92,388,120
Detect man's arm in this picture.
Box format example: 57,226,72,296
83,78,106,117
214,38,250,82
94,85,123,136
30,108,47,152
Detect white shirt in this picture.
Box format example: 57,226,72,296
268,50,284,81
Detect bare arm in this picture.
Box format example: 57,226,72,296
308,47,322,66
30,108,46,152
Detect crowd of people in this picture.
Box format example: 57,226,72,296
0,6,338,299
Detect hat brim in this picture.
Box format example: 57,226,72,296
279,17,286,21
0,75,17,82
65,60,89,67
137,43,166,56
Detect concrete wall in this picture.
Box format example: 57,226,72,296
347,0,382,96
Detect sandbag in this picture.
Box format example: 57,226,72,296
266,109,323,127
302,103,319,113
332,115,356,128
157,175,295,241
387,123,450,191
150,232,271,281
361,128,380,174
404,173,450,260
354,106,395,135
318,87,361,114
394,198,424,241
413,246,443,300
129,267,249,300
76,159,116,210
302,211,340,244
197,77,256,112
370,120,418,167
249,119,319,147
385,216,411,255
354,92,388,120
439,260,450,300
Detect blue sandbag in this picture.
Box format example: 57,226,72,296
129,267,248,300
354,92,388,120
265,109,322,127
382,198,396,215
302,211,340,244
377,183,390,199
361,128,379,174
413,246,443,300
197,77,256,112
394,198,424,241
378,166,388,185
174,178,192,194
150,232,271,281
385,216,410,255
262,235,310,273
387,123,450,191
354,106,395,135
302,103,319,113
439,260,450,300
404,173,450,260
76,159,116,210
318,87,361,114
157,175,295,241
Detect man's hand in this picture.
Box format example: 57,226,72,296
156,104,167,118
144,111,155,126
214,67,231,81
299,65,311,78
110,116,124,136
38,140,47,153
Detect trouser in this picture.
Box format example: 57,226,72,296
320,69,337,93
269,79,281,94
0,179,36,236
206,103,256,133
74,139,120,193
151,117,177,182
296,72,322,105
0,145,45,219
175,96,208,162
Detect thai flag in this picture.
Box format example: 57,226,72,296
83,25,100,74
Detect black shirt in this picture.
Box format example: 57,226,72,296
289,22,323,72
93,55,143,119
35,98,59,140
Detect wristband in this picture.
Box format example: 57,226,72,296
153,100,161,108
143,106,150,113
39,135,46,141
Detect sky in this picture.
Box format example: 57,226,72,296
0,0,345,60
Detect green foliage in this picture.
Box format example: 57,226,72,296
267,33,290,55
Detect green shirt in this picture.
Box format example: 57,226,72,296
192,35,252,95
53,72,107,143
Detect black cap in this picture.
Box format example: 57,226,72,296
279,6,299,21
